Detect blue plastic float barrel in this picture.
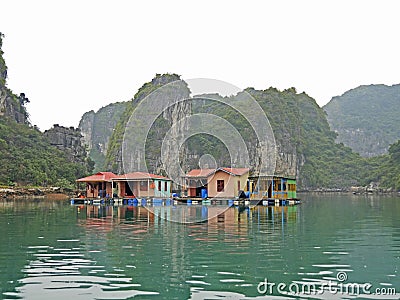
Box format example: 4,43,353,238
153,198,163,206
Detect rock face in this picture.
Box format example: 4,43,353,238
44,124,87,164
0,33,6,88
100,76,367,190
104,78,340,189
0,33,93,187
157,81,192,180
78,102,127,171
105,74,192,175
324,84,400,157
120,74,192,177
0,90,29,124
0,33,29,125
79,110,95,151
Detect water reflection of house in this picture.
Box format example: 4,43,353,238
77,206,154,237
112,172,172,198
183,168,250,198
248,175,297,200
76,172,118,198
79,205,153,223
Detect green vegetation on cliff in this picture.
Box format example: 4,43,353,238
104,73,188,173
0,33,7,88
101,76,375,189
190,88,369,189
364,140,400,190
0,118,91,187
0,33,92,188
85,75,400,191
324,84,400,157
79,101,127,172
247,88,366,189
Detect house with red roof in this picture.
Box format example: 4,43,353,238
76,172,118,198
183,167,250,198
112,172,172,198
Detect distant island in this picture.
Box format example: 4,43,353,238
324,84,400,157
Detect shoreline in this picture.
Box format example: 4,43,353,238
0,187,73,199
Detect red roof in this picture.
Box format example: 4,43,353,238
185,167,249,177
218,168,250,176
76,172,117,182
185,168,216,177
112,172,171,181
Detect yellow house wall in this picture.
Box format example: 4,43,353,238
207,171,249,198
208,171,231,198
235,174,249,196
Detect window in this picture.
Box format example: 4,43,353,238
217,180,224,192
164,181,168,191
237,180,241,191
158,181,161,191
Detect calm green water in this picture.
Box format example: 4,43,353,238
0,195,399,299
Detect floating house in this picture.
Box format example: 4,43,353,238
183,167,250,198
248,175,297,200
112,172,172,198
76,172,118,198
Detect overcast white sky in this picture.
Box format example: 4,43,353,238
1,0,399,131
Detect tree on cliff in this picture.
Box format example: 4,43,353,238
0,33,93,187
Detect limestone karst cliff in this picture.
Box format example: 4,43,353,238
0,33,93,186
82,75,368,190
105,74,192,176
78,102,127,171
44,124,88,165
324,84,400,157
0,33,29,125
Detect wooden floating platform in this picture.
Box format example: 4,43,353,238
70,197,300,207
